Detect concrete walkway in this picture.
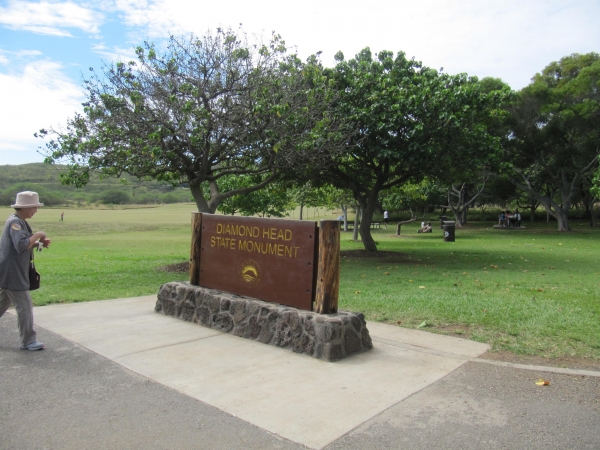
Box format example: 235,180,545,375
2,296,599,449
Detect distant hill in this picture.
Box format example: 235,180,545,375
0,163,191,206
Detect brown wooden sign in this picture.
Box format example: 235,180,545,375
196,214,318,310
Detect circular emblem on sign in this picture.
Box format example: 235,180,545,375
240,259,261,287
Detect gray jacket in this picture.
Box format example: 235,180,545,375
0,214,32,291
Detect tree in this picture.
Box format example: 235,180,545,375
217,174,292,217
580,174,599,227
504,53,600,231
101,189,130,205
288,181,331,220
440,177,489,226
384,179,445,215
317,49,506,251
38,28,344,213
437,77,512,226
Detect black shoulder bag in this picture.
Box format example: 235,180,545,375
29,251,40,291
21,218,41,291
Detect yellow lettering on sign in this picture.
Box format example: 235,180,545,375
215,223,261,238
210,236,216,247
235,239,300,259
257,227,293,241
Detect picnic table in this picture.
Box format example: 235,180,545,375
341,222,380,230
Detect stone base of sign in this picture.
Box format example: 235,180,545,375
155,282,373,362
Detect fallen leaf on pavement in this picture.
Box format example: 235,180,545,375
535,379,550,386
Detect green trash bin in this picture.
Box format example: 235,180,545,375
443,221,455,242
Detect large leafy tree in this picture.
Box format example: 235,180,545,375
317,48,506,251
438,77,513,226
504,53,600,231
38,28,343,213
216,174,292,217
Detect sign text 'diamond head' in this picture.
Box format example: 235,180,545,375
198,215,317,310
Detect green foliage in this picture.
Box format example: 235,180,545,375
592,166,600,198
506,52,600,231
217,175,292,217
381,179,446,213
39,28,344,214
318,48,509,250
0,163,190,207
100,189,130,205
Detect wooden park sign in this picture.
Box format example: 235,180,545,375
189,213,340,313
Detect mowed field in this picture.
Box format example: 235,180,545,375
2,204,599,362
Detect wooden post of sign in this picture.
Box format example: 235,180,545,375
189,212,202,285
314,220,340,314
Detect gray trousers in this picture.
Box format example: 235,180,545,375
0,288,37,346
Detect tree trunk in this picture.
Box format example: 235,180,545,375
581,188,599,227
451,208,464,226
444,181,486,227
359,200,377,252
340,204,348,231
352,206,360,242
530,205,536,222
591,206,599,227
190,183,210,213
299,202,304,220
396,214,417,236
540,197,572,231
555,209,571,231
507,165,597,232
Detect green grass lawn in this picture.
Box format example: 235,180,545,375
339,222,600,360
3,205,599,361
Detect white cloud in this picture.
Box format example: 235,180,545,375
0,0,104,36
111,0,182,37
109,0,600,89
92,42,139,63
0,59,84,165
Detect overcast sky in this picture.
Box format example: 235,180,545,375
1,0,599,165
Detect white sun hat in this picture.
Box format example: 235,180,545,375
11,191,44,208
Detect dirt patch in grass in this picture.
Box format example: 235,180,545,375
158,261,189,273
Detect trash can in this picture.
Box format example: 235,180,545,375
443,221,455,242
